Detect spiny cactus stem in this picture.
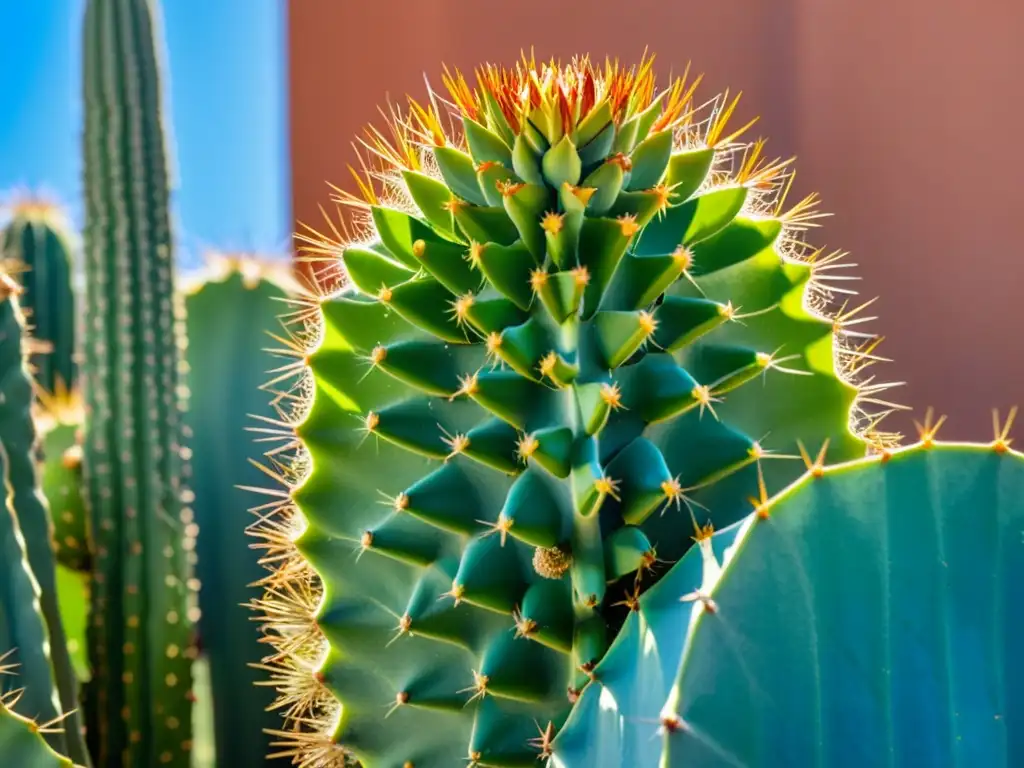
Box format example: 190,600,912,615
0,275,90,765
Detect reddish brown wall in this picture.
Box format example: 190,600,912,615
289,0,1024,439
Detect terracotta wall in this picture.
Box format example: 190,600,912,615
289,0,1024,439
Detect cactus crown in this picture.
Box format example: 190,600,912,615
257,53,902,767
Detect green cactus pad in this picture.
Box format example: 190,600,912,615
550,439,1024,767
81,0,195,764
0,200,78,395
261,54,898,767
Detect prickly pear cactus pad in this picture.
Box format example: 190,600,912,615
549,427,1024,767
255,54,901,767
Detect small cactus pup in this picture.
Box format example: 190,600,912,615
0,657,75,768
0,194,78,396
0,272,89,765
258,53,899,766
180,252,300,767
550,420,1024,767
81,0,196,764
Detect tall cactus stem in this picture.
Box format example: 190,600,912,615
81,0,195,765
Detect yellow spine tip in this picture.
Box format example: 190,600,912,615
517,433,540,461
638,310,658,337
617,214,640,237
600,382,624,409
541,211,564,235
497,180,526,198
538,352,559,381
467,241,486,266
530,268,549,293
571,265,590,287
672,245,694,271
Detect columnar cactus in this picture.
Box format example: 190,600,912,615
550,430,1024,767
254,55,900,766
182,254,298,766
81,0,195,764
0,199,78,395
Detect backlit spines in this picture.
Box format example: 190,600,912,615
81,0,194,765
0,199,78,396
258,54,901,766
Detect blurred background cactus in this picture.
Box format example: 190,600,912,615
0,198,78,396
181,255,300,767
0,0,297,765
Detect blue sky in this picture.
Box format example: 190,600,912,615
0,0,290,268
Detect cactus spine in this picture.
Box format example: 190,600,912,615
81,0,195,765
256,54,900,766
0,201,78,396
0,273,89,763
182,255,297,766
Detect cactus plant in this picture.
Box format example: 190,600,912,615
0,198,78,396
0,272,89,763
80,0,196,764
181,254,298,766
549,430,1024,767
253,54,902,766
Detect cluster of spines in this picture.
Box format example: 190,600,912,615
248,54,905,767
0,273,89,764
80,0,196,764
